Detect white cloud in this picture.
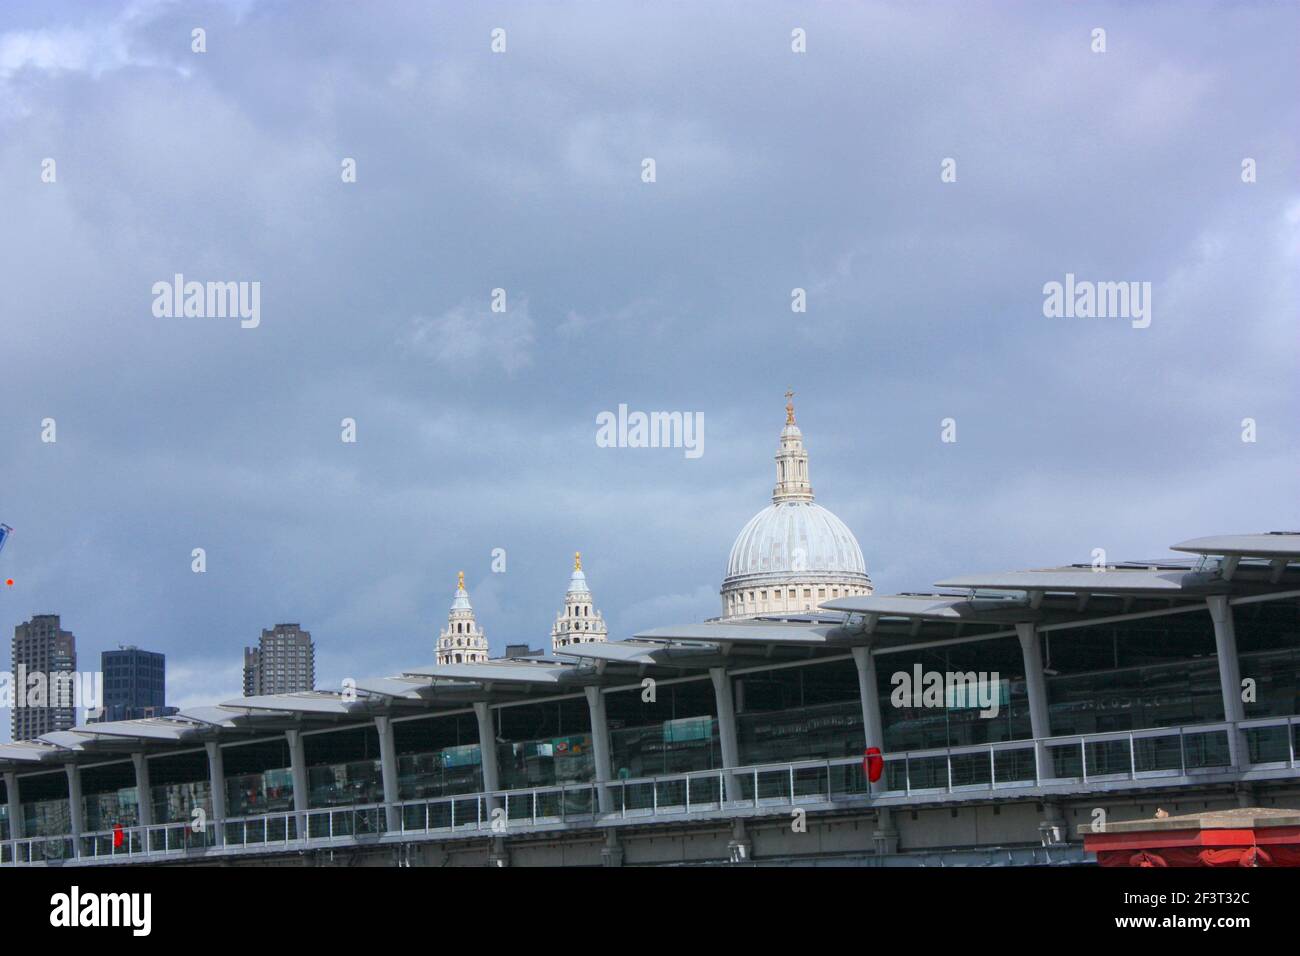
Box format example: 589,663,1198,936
167,657,244,711
401,299,536,375
0,2,188,118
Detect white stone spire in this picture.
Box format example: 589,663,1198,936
552,552,608,653
773,388,814,503
437,571,488,664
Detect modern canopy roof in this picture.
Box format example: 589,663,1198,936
175,706,249,729
0,741,60,763
400,660,575,685
68,717,207,743
1172,532,1300,560
931,567,1220,595
822,594,1034,622
37,731,92,752
220,693,375,716
634,621,847,645
348,676,440,700
557,640,720,666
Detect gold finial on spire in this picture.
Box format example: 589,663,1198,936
574,551,582,571
457,570,465,591
785,388,795,425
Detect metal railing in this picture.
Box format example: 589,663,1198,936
5,835,75,865
304,803,386,841
4,715,1298,865
75,820,217,861
397,786,598,834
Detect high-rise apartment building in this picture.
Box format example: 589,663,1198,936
243,623,315,696
11,614,78,740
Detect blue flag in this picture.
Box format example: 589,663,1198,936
0,525,10,556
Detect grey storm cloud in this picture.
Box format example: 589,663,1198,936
0,0,1296,736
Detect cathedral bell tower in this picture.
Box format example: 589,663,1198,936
437,571,489,664
552,552,609,653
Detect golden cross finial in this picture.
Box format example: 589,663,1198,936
457,570,465,590
574,551,582,571
785,388,795,425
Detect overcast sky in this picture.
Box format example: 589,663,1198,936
0,1,1295,733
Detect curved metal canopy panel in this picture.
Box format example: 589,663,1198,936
0,742,59,763
557,640,719,666
71,718,204,743
635,622,843,644
400,660,575,685
822,594,1031,620
175,706,248,728
932,568,1215,595
349,676,438,699
1172,533,1300,559
220,693,369,715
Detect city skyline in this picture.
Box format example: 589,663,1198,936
1,1,1296,735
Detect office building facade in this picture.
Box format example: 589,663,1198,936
99,647,175,723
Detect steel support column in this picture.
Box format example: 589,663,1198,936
473,702,503,829
710,666,743,802
473,702,500,792
131,752,153,829
375,715,401,832
584,686,614,814
286,729,309,835
4,771,21,843
1016,622,1052,781
1208,595,1246,768
850,645,886,795
205,741,226,846
65,763,83,856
